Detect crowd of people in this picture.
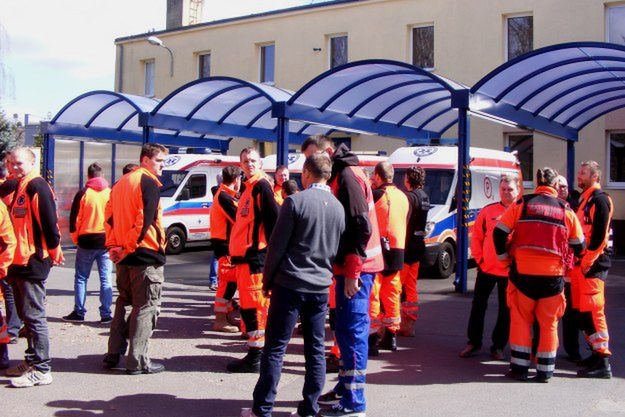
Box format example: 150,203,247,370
0,136,615,417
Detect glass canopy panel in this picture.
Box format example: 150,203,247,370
156,80,241,117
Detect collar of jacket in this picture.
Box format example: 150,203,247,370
218,183,238,197
17,169,38,186
580,182,601,201
138,166,162,187
534,185,558,197
244,170,267,187
85,176,109,191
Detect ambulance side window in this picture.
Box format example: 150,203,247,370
180,174,207,200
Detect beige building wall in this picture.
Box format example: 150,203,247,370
115,0,625,219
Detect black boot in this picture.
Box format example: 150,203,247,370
577,352,600,367
368,334,380,357
577,357,612,379
379,331,397,351
227,348,262,373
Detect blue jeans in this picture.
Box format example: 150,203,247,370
74,247,113,318
253,285,328,417
1,279,22,337
209,256,218,287
333,273,374,412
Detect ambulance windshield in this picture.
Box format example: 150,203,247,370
160,170,189,198
393,168,454,205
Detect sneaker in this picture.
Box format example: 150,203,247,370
5,360,31,377
317,390,343,406
10,369,53,388
126,362,166,375
62,312,85,323
240,409,259,417
319,404,365,417
100,316,113,324
459,344,479,358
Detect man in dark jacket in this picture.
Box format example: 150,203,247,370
242,153,345,417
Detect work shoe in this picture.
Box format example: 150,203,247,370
459,344,479,358
505,370,529,382
319,404,365,417
577,353,600,368
532,372,551,383
326,353,340,374
577,357,612,379
103,353,120,369
368,334,380,357
227,349,261,373
226,310,241,328
317,390,342,406
126,362,166,375
10,369,53,388
62,311,85,323
5,360,31,377
398,317,416,337
490,347,505,361
213,313,239,333
100,316,113,324
379,331,397,351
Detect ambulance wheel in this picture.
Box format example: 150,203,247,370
166,226,186,255
435,241,455,279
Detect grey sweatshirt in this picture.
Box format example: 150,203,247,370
263,184,345,293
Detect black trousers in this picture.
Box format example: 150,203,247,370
467,270,510,351
561,282,581,358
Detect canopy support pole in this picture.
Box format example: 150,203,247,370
142,126,153,144
79,141,85,189
43,134,55,187
454,106,471,294
567,140,575,194
273,103,290,166
111,144,117,183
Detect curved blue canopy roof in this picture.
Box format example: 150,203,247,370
284,60,468,140
471,42,625,141
43,91,228,150
143,77,331,143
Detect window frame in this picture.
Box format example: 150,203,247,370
506,132,534,189
504,13,534,62
143,59,155,98
606,129,625,189
197,51,211,79
328,33,348,69
259,43,276,86
606,4,625,45
409,23,435,71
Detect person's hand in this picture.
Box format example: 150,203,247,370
108,247,124,263
50,247,65,266
344,278,360,298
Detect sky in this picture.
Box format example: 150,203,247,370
0,0,320,124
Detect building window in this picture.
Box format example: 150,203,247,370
607,5,625,46
506,15,533,61
260,44,275,84
198,53,211,78
144,60,155,97
329,35,348,68
608,131,625,185
507,133,533,184
411,25,434,69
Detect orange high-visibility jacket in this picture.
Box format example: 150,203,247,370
497,186,584,277
105,167,166,266
229,171,279,262
374,183,409,272
0,201,16,279
210,183,238,259
9,170,61,268
471,202,510,277
273,184,284,206
576,184,613,278
69,177,111,249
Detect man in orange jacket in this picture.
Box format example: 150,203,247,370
63,162,113,324
460,174,519,360
227,147,279,373
368,161,408,355
0,196,16,369
273,165,289,206
494,167,584,383
573,161,613,378
103,143,168,375
211,165,242,333
5,147,63,388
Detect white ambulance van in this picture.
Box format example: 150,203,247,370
159,153,239,254
389,146,521,278
262,152,387,187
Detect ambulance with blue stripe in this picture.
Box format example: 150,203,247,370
159,153,239,254
389,146,521,278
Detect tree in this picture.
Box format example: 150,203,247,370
0,107,23,160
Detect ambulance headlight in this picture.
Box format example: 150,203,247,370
425,221,435,236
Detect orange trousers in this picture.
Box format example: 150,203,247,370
508,282,565,378
570,266,611,356
214,256,238,314
400,262,420,320
370,271,402,334
235,263,269,348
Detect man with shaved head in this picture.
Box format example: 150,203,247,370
5,147,63,388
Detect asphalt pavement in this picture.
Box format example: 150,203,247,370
1,246,624,417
